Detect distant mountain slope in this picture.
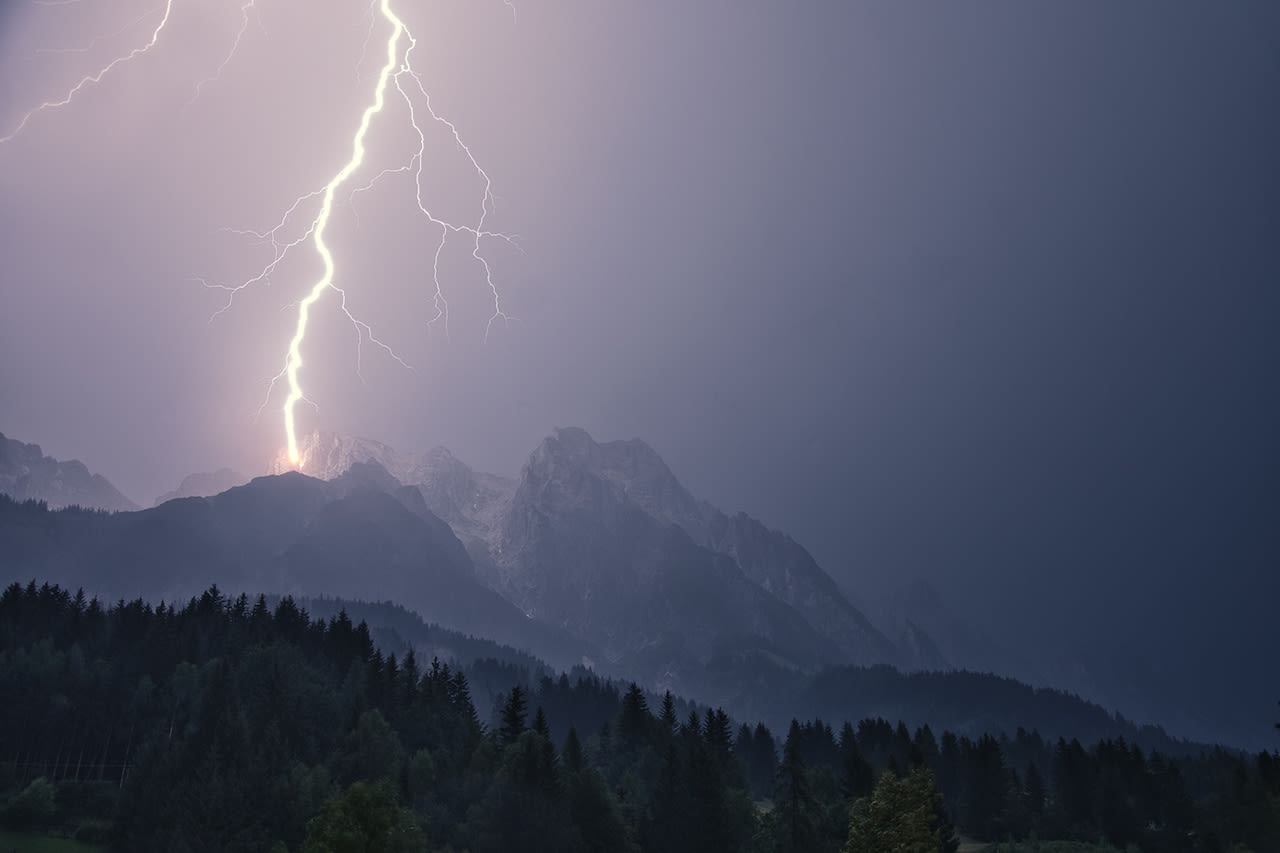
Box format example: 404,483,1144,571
293,594,552,676
490,428,849,679
781,664,1190,754
0,467,588,672
491,428,847,684
870,578,1026,677
283,594,1195,757
0,431,138,511
154,467,246,505
276,428,900,671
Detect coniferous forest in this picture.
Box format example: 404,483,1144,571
1,581,1277,852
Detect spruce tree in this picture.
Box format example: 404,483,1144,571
498,684,529,747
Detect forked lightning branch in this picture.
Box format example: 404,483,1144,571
1,0,519,468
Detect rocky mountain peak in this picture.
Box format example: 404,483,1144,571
505,427,899,666
331,459,403,495
524,428,707,528
154,468,247,506
269,431,406,482
0,431,138,512
264,431,515,546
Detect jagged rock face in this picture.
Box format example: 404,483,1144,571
404,448,515,544
497,427,897,666
261,426,898,671
877,578,1031,678
0,432,138,512
154,468,247,506
493,427,845,670
707,512,900,665
897,619,951,672
270,431,407,481
268,432,515,545
0,463,591,670
556,428,718,541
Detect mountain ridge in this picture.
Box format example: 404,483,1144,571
274,427,903,672
0,431,138,512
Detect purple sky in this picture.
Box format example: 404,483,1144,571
2,1,1278,727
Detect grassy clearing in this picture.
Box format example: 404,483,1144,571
0,830,106,853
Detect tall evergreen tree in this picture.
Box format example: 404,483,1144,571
498,685,529,747
774,731,817,853
659,691,678,735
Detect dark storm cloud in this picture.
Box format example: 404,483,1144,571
1,1,1277,734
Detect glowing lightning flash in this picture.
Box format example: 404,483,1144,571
256,0,517,467
0,0,176,144
279,0,401,466
3,0,519,472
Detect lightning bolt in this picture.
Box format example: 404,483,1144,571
0,0,176,144
35,8,157,56
189,0,261,104
229,0,519,467
275,0,407,466
4,0,521,472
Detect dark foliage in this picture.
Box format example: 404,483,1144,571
0,579,1275,852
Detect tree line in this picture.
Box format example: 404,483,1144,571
0,580,1276,851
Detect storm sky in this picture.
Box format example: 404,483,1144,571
2,1,1278,729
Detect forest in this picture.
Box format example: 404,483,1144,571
0,580,1277,852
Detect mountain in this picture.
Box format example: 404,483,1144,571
405,446,516,546
490,427,846,684
279,427,901,676
0,431,138,511
504,429,900,666
269,431,407,480
0,429,1253,747
874,578,1022,676
489,428,901,670
268,593,1194,757
154,467,246,505
272,430,517,545
0,465,588,672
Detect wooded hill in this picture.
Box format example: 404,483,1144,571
1,580,1277,852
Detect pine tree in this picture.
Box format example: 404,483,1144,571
1025,760,1046,817
659,690,678,735
748,721,780,800
498,684,528,747
841,733,875,801
562,725,585,773
619,682,650,743
644,742,690,853
774,732,816,852
533,705,550,738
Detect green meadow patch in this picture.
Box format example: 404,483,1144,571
0,830,106,853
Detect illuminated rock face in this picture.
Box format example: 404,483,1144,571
0,431,138,512
491,427,900,672
259,426,902,672
266,430,517,548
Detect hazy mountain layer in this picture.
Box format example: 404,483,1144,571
499,428,901,666
0,431,138,512
1,435,1256,747
278,428,902,673
492,427,846,679
154,467,247,505
0,467,587,672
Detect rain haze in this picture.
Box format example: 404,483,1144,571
1,1,1278,743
